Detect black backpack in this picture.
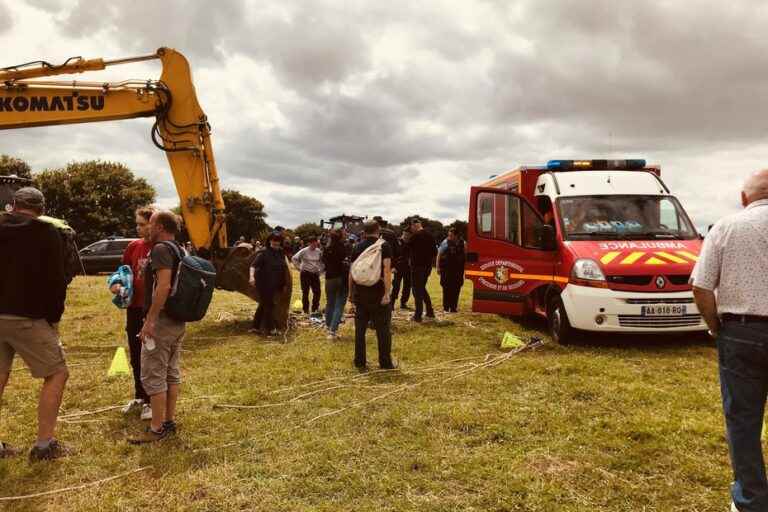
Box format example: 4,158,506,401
158,241,217,322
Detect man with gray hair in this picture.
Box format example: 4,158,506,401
691,169,768,512
0,187,71,461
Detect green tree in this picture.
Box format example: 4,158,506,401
294,222,324,241
399,215,446,241
0,154,32,179
35,160,156,245
446,219,468,240
221,189,269,244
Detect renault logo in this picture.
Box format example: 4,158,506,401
655,276,666,289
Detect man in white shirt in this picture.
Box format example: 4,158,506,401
292,236,324,314
691,169,768,512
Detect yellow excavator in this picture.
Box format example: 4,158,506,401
0,48,291,327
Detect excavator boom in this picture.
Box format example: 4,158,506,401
0,48,226,253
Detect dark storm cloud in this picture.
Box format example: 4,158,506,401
56,0,245,64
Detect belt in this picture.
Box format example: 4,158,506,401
722,313,768,323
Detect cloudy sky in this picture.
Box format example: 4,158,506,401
1,0,767,229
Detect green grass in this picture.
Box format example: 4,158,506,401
0,273,732,511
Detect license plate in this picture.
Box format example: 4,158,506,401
641,305,687,316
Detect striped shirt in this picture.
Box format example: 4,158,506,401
691,199,768,316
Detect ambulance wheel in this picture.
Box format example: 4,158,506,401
548,297,574,345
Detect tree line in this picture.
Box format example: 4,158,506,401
1,154,467,246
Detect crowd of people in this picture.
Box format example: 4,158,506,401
0,190,466,459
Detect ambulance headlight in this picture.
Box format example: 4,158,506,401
571,259,606,282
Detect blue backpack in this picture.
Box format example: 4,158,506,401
158,241,217,322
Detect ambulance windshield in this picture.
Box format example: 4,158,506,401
557,195,698,241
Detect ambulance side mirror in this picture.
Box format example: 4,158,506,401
538,225,557,251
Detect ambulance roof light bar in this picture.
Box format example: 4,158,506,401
546,159,646,171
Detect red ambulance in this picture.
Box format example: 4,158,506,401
465,159,706,343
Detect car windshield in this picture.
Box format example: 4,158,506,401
557,195,698,241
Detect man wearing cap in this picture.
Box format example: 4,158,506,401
691,169,768,512
0,187,71,461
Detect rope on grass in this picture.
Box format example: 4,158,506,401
0,466,151,502
197,339,545,453
59,395,221,420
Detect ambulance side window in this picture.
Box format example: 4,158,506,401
476,191,521,245
659,198,680,230
522,201,546,250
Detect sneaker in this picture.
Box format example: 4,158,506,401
425,312,436,320
122,399,144,415
410,315,422,323
0,441,20,459
400,304,411,310
29,439,72,461
140,404,153,421
354,363,368,373
162,420,177,435
326,331,338,340
128,426,168,445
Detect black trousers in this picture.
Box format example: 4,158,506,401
300,271,322,313
441,279,462,312
126,307,150,401
253,287,278,332
411,266,434,319
391,268,411,307
354,300,393,368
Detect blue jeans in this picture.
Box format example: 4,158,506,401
717,319,768,512
324,277,348,333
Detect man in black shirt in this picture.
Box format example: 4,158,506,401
0,187,70,461
391,231,412,309
349,221,396,370
408,218,437,322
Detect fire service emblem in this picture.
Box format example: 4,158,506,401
479,260,525,291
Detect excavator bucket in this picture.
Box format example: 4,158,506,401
214,245,292,329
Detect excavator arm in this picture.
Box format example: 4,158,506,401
0,48,227,255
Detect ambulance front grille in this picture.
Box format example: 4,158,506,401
625,298,694,305
618,314,702,328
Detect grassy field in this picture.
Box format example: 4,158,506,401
0,273,733,511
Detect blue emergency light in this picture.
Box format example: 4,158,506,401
546,159,646,171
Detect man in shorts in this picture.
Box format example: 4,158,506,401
0,187,71,461
129,210,186,444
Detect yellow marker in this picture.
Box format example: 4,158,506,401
655,251,688,264
501,332,525,349
677,250,699,262
600,251,621,264
645,257,666,265
107,347,130,377
620,252,645,264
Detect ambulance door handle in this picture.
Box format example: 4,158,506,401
466,252,478,263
